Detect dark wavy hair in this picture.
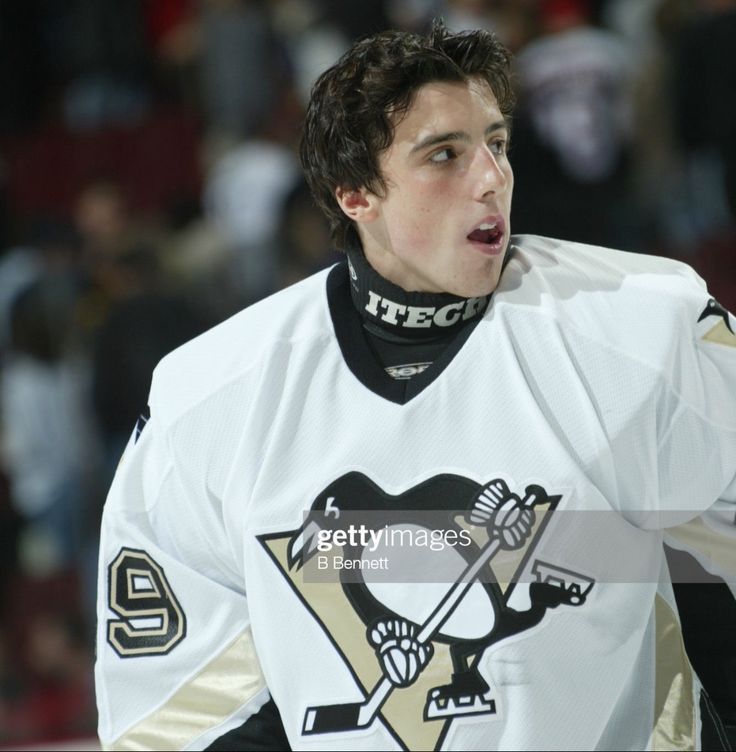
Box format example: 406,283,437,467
300,19,515,251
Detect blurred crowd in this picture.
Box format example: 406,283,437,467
0,0,734,745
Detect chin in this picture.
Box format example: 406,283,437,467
449,272,500,298
446,250,506,297
456,284,497,298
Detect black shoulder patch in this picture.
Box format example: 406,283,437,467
134,405,151,443
698,298,734,334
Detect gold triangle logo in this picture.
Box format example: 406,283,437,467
262,535,449,750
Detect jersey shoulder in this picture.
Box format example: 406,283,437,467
150,267,335,426
504,234,708,324
507,234,705,297
501,234,713,372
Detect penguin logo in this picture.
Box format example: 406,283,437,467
258,472,594,751
698,298,736,347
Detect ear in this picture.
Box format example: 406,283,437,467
335,186,380,224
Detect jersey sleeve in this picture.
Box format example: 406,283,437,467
665,497,736,597
94,409,272,750
654,282,736,526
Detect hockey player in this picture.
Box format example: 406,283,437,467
95,20,736,752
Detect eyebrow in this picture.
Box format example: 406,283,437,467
409,120,510,154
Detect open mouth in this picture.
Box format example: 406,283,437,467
466,220,504,253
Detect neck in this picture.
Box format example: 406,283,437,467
345,246,490,342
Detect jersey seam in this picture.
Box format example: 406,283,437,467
145,421,176,514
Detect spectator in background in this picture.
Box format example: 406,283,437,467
276,179,340,288
73,176,137,319
0,271,93,577
596,0,684,255
0,220,86,601
270,0,351,108
202,87,304,304
0,246,42,354
199,0,289,143
91,244,203,486
156,192,246,327
73,176,161,335
511,0,639,249
72,178,205,441
74,177,135,263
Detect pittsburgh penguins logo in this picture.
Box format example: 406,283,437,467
258,473,594,751
698,298,736,347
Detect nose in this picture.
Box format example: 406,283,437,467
472,145,509,201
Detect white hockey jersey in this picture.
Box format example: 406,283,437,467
95,235,736,751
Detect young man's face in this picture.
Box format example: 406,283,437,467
339,77,513,297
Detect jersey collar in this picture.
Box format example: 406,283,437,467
327,260,481,405
345,246,490,343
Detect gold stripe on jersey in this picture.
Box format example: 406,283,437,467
668,516,736,579
702,320,736,348
107,628,265,750
653,595,695,752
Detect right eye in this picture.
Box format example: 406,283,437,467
429,147,456,164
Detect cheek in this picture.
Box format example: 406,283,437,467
382,173,457,248
505,165,515,199
403,181,442,218
396,216,430,250
386,192,437,244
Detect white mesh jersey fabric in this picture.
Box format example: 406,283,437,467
96,236,735,750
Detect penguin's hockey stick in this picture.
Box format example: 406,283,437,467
301,485,548,735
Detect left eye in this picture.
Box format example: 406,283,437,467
489,139,507,155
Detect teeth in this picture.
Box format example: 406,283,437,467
478,222,497,231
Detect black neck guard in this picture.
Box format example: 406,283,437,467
345,247,490,343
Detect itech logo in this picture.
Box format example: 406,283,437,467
364,291,488,328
